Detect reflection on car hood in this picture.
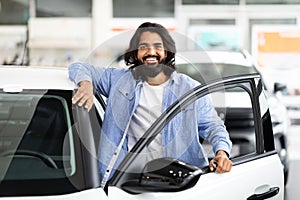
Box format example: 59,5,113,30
0,66,75,90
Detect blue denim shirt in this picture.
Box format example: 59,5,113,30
69,62,232,184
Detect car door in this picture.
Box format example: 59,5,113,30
106,74,284,200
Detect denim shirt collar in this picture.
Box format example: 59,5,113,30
169,71,179,85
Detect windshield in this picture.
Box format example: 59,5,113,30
0,90,75,181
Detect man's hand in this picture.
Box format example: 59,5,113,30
72,81,94,111
209,150,232,173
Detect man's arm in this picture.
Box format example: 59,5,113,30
197,95,232,173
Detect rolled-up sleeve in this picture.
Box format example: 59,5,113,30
69,61,107,85
69,61,92,84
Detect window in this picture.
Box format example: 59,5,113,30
246,0,300,4
113,0,174,18
249,18,297,52
36,0,92,17
0,0,29,25
187,21,238,51
190,19,236,25
182,0,239,5
207,87,256,158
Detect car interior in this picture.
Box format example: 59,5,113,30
0,91,75,181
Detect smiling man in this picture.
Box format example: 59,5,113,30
68,22,232,188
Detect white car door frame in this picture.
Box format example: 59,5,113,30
107,74,284,200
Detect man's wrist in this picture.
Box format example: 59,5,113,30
216,150,229,157
79,80,92,86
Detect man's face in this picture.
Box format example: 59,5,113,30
136,31,167,77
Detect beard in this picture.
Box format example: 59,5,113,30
133,55,171,80
138,63,164,78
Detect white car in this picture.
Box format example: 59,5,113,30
176,50,289,185
0,65,284,199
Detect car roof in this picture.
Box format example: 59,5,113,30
176,50,254,67
0,66,75,91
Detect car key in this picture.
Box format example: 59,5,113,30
212,160,218,172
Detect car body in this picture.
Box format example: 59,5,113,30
175,50,289,185
0,65,284,199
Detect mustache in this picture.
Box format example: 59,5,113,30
142,55,161,62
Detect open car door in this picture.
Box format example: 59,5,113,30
106,74,284,200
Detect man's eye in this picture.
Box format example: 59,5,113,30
139,45,147,50
155,45,163,49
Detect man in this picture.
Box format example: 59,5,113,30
69,22,232,187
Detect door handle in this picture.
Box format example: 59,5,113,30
247,187,279,200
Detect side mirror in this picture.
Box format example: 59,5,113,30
274,82,287,94
121,157,202,194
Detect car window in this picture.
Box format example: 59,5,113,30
203,86,256,159
0,90,75,181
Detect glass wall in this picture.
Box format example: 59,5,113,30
249,18,297,51
113,0,174,17
36,0,92,17
182,0,300,4
182,0,239,4
0,0,29,25
246,0,300,4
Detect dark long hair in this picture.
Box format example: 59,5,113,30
124,22,176,79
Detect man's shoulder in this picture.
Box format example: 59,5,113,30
104,67,135,84
105,67,132,76
174,72,200,86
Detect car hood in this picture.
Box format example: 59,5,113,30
0,66,75,91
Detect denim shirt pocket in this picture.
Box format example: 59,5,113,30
118,86,135,100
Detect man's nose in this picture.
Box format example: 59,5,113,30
147,46,156,55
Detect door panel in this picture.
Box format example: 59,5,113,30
108,154,283,200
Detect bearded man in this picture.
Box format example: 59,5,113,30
69,22,232,188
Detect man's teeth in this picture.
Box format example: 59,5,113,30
146,57,157,62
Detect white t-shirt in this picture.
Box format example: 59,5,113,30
127,80,169,161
